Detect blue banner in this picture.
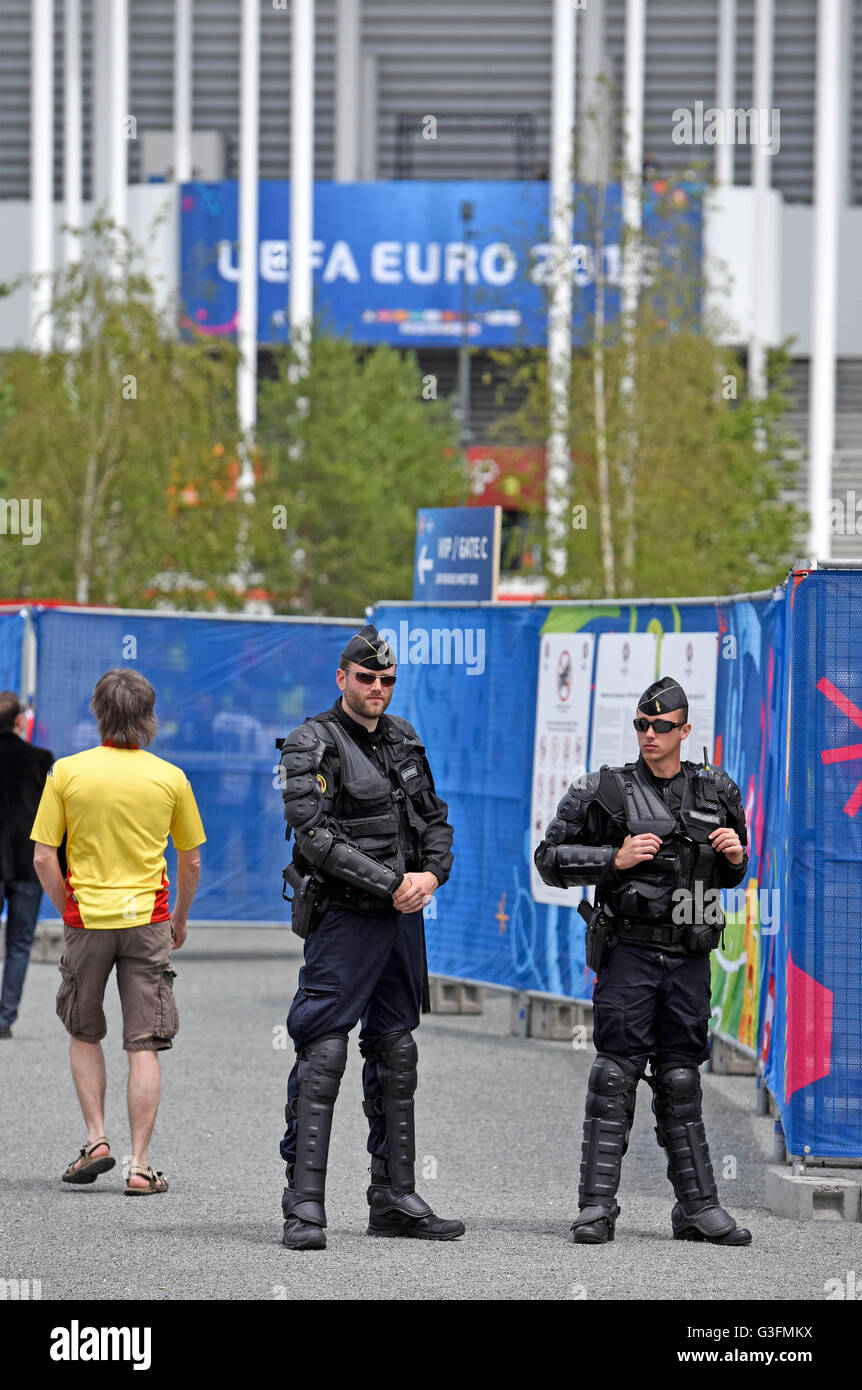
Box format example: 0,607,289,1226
0,609,23,694
180,180,702,348
29,609,358,924
763,571,862,1158
371,599,777,1012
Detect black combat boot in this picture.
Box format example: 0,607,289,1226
364,1032,465,1241
282,1033,348,1251
571,1054,639,1244
653,1064,752,1246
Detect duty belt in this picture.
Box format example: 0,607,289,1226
328,886,389,914
615,917,688,948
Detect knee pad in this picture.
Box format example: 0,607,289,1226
652,1065,703,1150
296,1033,348,1105
374,1031,418,1099
586,1053,639,1121
654,1064,701,1118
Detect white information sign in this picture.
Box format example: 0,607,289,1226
530,632,595,905
658,632,719,767
589,633,659,770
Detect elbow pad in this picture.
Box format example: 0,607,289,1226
296,826,401,898
536,841,617,889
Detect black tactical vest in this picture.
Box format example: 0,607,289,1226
310,712,430,879
602,759,727,928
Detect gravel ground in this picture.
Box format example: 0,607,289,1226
2,927,860,1303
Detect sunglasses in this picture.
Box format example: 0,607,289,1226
351,671,397,687
633,717,684,733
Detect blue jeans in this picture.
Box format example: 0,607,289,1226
0,881,43,1027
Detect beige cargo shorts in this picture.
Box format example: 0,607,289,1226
56,921,178,1052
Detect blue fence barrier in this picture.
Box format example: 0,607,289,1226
372,599,779,1016
29,607,358,923
762,570,862,1157
0,609,23,692
4,577,860,1158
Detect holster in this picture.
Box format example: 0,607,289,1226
578,898,614,974
282,863,324,940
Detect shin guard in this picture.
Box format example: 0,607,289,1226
283,1032,348,1228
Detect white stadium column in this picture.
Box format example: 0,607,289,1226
31,0,54,352
546,0,577,581
237,0,260,451
808,0,844,561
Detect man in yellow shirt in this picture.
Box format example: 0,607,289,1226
31,669,206,1195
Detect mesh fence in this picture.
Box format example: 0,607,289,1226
30,608,358,923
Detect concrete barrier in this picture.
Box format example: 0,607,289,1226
509,991,593,1044
765,1166,862,1222
709,1034,757,1075
428,977,483,1015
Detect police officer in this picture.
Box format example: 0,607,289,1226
535,676,752,1247
276,625,465,1250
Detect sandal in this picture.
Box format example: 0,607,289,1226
62,1137,116,1185
124,1163,169,1195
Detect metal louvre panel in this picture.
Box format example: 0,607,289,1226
180,0,337,180
603,0,817,203
0,0,67,201
855,0,862,202
364,0,552,179
0,1,858,201
779,361,862,544
129,0,174,186
0,0,31,200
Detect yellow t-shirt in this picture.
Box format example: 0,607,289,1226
30,744,206,929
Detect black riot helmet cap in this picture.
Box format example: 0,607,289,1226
637,676,688,721
340,624,396,671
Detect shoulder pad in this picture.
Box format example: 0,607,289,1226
711,766,739,796
565,768,602,802
279,722,326,775
384,714,422,744
305,715,336,742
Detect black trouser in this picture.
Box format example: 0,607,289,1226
591,940,711,1074
280,903,424,1169
576,941,713,1224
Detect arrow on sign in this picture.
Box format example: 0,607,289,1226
417,545,434,585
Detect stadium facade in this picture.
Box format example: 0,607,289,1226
2,0,861,561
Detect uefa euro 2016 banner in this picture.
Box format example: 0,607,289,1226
179,180,702,349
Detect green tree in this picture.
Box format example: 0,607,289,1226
251,335,465,615
492,180,803,599
0,220,244,606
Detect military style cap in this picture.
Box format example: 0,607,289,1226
340,624,396,670
637,675,687,714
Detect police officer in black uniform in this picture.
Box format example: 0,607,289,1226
276,625,465,1250
535,676,752,1247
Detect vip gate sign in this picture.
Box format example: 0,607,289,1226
414,507,502,601
180,180,702,349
